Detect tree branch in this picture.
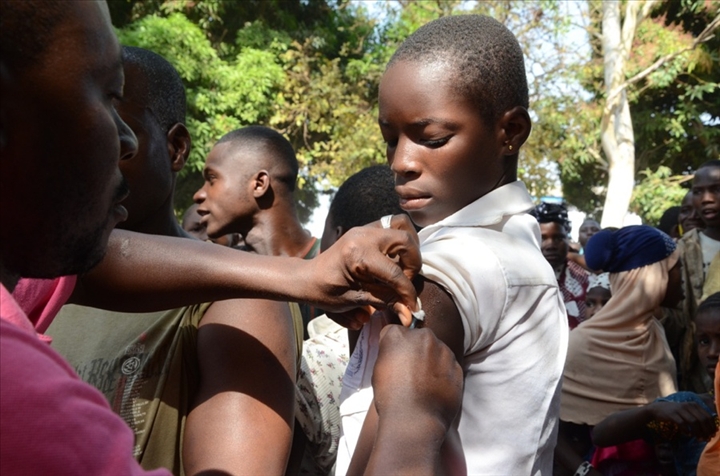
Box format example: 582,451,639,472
606,12,720,105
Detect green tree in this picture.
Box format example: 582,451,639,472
630,166,692,226
114,1,383,220
556,0,719,223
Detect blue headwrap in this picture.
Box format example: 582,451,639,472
585,225,676,273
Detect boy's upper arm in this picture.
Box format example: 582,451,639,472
346,277,464,476
182,297,296,476
414,275,465,366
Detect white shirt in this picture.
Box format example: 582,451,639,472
336,181,568,475
699,231,720,280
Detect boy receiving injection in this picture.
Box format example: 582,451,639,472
336,14,568,476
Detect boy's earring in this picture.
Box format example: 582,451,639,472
508,144,513,151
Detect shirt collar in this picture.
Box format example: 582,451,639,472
419,181,535,236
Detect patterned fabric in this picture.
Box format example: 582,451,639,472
588,272,611,291
559,260,590,329
47,303,211,475
650,392,716,476
295,320,349,475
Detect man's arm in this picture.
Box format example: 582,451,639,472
71,216,420,313
182,298,296,475
347,277,466,476
363,325,464,476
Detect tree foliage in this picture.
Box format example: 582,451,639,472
630,166,693,226
109,0,719,224
556,0,719,222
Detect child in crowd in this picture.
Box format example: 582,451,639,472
591,292,720,476
579,219,602,253
585,273,611,320
679,190,704,238
335,15,567,476
557,226,685,476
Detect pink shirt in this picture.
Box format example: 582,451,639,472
0,283,169,475
10,276,77,343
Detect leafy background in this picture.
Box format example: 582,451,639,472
109,0,719,226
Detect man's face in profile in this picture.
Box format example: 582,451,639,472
0,1,137,279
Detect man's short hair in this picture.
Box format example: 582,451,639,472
0,0,68,69
217,126,299,192
122,46,186,132
530,202,571,235
388,14,528,125
328,165,404,231
697,159,720,172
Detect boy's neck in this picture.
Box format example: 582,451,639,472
701,226,720,241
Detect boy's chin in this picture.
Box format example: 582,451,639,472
408,208,454,229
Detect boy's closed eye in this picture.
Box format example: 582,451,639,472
420,136,451,148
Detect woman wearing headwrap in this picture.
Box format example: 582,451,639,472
554,226,684,476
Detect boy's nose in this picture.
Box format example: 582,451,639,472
389,138,419,177
193,187,206,203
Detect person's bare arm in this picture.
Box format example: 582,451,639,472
592,400,718,448
182,298,296,475
71,216,420,314
347,277,466,476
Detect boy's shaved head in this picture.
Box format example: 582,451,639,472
322,165,406,251
389,14,528,125
122,46,186,132
329,165,404,231
0,0,68,68
217,126,299,191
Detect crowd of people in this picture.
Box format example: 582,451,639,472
1,2,719,476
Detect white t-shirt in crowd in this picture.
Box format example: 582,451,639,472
335,181,568,476
699,231,720,280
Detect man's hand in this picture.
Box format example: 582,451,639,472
355,325,464,476
372,325,463,429
307,215,421,322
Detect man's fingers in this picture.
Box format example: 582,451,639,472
326,309,371,330
340,231,419,311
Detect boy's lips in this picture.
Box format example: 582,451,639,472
396,187,431,210
701,207,718,220
196,208,210,224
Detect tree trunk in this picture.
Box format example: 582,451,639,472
600,2,634,227
599,1,655,228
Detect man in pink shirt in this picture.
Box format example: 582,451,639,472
0,1,462,474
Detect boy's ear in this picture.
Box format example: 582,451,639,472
252,170,271,198
499,106,532,155
166,123,191,173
